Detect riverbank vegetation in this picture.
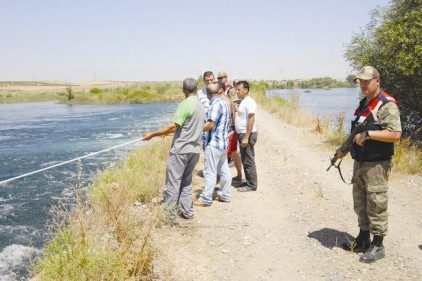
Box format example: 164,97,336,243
266,76,356,89
1,77,356,105
31,139,171,280
65,82,183,104
0,81,184,104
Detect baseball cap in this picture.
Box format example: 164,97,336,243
355,66,380,81
217,71,227,78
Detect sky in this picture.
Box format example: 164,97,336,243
0,0,391,83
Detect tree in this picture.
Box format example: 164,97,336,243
344,0,422,146
66,86,74,100
346,74,357,86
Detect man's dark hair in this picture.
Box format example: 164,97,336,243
183,78,197,93
203,71,214,79
236,80,250,90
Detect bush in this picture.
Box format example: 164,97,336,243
90,87,103,95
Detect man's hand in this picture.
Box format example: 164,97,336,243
141,123,177,141
335,147,347,159
241,137,249,148
354,131,367,146
142,132,154,141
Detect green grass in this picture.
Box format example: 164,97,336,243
0,91,64,103
64,84,183,105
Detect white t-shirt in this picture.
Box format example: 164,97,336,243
235,96,257,134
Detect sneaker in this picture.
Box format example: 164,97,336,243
180,213,194,220
342,238,371,253
232,181,247,188
359,245,385,263
193,198,210,207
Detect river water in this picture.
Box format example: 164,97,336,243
267,87,362,132
0,102,175,280
0,88,363,280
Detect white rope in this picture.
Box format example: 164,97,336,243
0,138,142,185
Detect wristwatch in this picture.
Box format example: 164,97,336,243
365,130,371,140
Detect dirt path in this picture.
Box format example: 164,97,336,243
153,106,422,281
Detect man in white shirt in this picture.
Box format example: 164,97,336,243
234,80,258,192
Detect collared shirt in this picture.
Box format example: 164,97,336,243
205,96,231,150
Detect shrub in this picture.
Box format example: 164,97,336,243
90,87,102,95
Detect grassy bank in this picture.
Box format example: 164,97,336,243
64,83,182,104
31,138,171,280
0,81,183,104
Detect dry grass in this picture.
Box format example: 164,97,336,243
253,88,313,128
393,138,422,174
31,138,172,280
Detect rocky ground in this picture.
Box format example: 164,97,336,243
152,106,422,281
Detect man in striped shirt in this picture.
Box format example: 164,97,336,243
194,83,232,206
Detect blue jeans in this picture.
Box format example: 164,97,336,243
199,145,231,205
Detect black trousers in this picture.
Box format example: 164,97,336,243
238,132,258,190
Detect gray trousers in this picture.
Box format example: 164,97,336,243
163,152,200,219
238,132,258,190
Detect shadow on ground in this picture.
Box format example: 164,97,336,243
308,228,353,249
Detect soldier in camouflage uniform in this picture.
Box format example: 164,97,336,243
336,66,402,263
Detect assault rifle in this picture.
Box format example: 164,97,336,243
326,110,378,174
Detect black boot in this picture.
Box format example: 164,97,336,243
342,230,371,253
360,235,385,263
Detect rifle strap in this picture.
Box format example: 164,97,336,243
334,159,354,185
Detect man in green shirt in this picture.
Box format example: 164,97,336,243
142,78,205,219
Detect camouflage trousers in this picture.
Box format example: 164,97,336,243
352,160,393,237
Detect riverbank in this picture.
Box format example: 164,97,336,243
152,105,422,280
0,80,182,104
